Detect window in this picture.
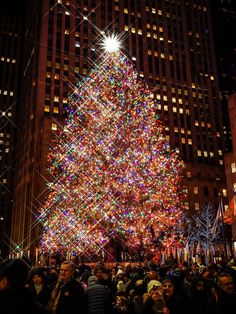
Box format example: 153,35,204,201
193,186,199,194
222,189,227,197
231,162,236,174
51,123,57,130
195,203,200,210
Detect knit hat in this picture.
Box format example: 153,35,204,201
116,269,124,276
117,280,126,292
88,275,98,286
147,280,162,293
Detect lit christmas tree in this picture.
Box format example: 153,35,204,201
39,36,186,260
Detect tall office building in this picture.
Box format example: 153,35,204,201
10,0,227,256
209,0,236,153
0,3,27,257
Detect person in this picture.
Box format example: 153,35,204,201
113,294,134,314
85,274,113,314
27,267,51,307
0,258,49,314
47,260,86,314
207,272,236,314
189,276,209,314
142,279,168,314
162,276,191,314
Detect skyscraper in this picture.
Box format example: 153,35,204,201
9,0,227,256
0,2,27,257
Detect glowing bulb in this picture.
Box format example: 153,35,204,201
102,34,121,53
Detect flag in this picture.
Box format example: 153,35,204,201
211,199,223,236
223,194,236,225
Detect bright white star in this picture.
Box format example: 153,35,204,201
102,34,121,53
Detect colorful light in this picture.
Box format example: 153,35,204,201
39,49,186,258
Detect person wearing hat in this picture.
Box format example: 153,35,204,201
85,274,113,314
0,258,49,314
142,280,169,314
27,267,51,307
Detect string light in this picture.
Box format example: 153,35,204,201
39,49,186,257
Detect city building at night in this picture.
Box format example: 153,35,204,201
0,0,232,257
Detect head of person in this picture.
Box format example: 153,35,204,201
87,275,98,286
29,267,46,286
162,277,175,299
216,273,235,294
0,258,29,290
94,264,106,281
59,261,75,282
147,280,162,300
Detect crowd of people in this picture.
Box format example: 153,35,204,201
0,256,236,314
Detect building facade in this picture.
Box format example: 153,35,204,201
9,0,228,256
0,3,28,257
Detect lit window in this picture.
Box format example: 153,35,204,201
164,105,168,111
233,183,236,191
163,95,167,101
65,29,69,34
65,11,70,15
184,202,189,210
195,121,199,126
231,162,236,173
188,139,192,144
156,94,161,100
172,97,176,103
3,178,7,183
44,106,50,113
197,150,202,156
54,107,59,114
174,127,178,132
203,151,208,157
173,107,177,112
218,150,222,156
152,8,156,13
222,189,227,197
181,138,186,144
160,53,165,58
210,152,214,157
178,98,183,104
124,8,128,13
179,108,183,113
193,186,199,194
51,123,57,130
219,160,223,165
54,96,59,102
10,91,13,96
187,171,191,178
195,203,200,210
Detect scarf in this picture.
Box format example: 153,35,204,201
47,281,64,314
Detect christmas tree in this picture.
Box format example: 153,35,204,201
39,37,186,260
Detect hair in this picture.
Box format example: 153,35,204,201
0,259,29,288
61,261,75,273
216,272,233,286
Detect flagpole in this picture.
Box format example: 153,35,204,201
219,194,227,259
